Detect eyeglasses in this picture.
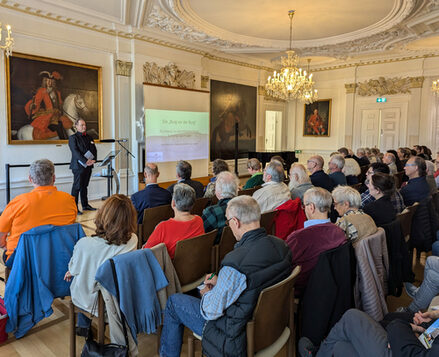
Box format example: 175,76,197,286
225,217,235,226
307,160,317,165
301,202,312,210
405,163,417,167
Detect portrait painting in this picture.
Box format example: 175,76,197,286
6,52,102,144
303,99,331,137
210,80,256,160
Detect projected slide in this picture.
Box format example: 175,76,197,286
145,109,209,162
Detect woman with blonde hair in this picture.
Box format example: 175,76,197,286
289,163,314,201
65,194,138,335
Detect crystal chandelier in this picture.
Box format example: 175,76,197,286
432,79,439,93
265,10,317,102
0,22,14,57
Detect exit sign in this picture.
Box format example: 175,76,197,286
376,98,387,102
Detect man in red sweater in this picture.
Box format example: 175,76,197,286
286,187,346,296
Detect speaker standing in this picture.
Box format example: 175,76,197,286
69,119,97,214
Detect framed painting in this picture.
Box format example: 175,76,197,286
210,80,256,161
303,99,331,137
6,52,102,144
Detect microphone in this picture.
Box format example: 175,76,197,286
100,139,116,143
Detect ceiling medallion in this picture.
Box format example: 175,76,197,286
265,11,317,103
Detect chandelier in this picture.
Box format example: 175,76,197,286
265,10,317,102
0,22,13,57
432,79,439,94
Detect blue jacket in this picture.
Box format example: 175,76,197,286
131,184,172,224
310,170,334,192
95,249,168,343
400,176,430,206
5,223,85,338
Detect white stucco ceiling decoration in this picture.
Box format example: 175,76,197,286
145,0,439,59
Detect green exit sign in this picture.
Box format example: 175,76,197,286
295,150,302,154
376,98,387,102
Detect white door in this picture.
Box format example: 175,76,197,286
360,109,380,148
265,111,282,151
380,108,400,152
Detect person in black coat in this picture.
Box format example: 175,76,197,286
167,160,204,198
363,172,396,227
68,119,97,214
307,155,334,192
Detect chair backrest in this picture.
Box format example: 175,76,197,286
394,171,404,189
217,226,237,270
349,183,362,191
398,202,418,242
191,197,211,216
260,210,277,235
358,165,369,183
247,266,301,354
141,204,174,244
173,230,217,286
238,186,259,196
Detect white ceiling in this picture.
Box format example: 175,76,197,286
5,0,439,67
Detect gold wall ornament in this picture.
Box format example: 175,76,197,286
356,76,421,96
201,75,209,88
0,22,13,56
345,83,357,94
143,62,195,88
115,60,133,77
258,85,286,102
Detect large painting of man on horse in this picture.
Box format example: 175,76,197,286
6,53,102,144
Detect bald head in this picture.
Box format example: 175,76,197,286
144,163,159,184
307,155,324,174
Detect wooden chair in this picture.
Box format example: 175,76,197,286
70,292,105,357
215,226,236,272
141,204,173,245
349,183,362,191
173,230,217,292
398,202,419,243
187,266,301,357
191,197,211,216
238,186,261,197
260,210,277,235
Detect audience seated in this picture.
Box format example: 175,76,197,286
383,152,398,175
397,147,411,168
289,163,314,201
338,147,361,184
202,171,238,244
0,159,77,264
159,196,292,357
398,256,439,313
307,155,334,192
243,158,264,189
425,160,437,195
252,160,291,213
332,186,377,243
370,147,381,163
204,159,229,198
400,156,430,206
387,149,404,172
363,173,396,227
64,194,138,335
286,187,346,296
144,183,204,258
328,154,347,187
167,160,204,198
354,147,370,167
130,163,172,224
361,163,405,214
299,308,439,357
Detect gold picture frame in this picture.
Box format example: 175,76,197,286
303,99,332,137
6,52,102,144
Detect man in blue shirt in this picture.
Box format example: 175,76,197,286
160,196,292,357
131,163,171,224
400,156,430,206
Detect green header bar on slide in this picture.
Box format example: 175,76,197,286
145,109,209,136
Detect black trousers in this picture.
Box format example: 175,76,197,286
71,167,92,208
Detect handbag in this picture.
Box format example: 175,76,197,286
81,258,129,357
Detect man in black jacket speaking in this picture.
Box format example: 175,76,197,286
68,119,97,214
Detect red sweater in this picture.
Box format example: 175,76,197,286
286,223,346,296
143,216,204,259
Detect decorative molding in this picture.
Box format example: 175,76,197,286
115,60,133,77
356,76,424,96
143,62,195,88
200,75,209,88
345,83,357,94
258,85,286,102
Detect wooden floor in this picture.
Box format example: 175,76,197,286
0,199,425,356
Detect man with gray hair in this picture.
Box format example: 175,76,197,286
202,171,239,243
167,160,204,198
286,187,346,296
328,154,347,187
160,195,292,357
383,152,398,175
131,163,172,224
252,161,291,213
0,159,77,264
354,147,370,167
307,155,334,192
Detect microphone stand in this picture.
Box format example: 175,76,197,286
116,139,135,196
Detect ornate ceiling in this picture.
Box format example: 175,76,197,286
4,0,439,66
